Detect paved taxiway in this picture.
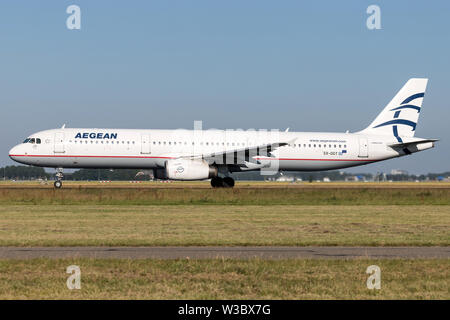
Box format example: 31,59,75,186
0,246,448,259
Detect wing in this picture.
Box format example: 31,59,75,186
182,141,292,165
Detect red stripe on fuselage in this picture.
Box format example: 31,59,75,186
9,154,176,159
9,154,374,162
255,157,373,162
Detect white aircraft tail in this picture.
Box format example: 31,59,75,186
359,78,428,142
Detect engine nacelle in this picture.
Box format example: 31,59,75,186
165,159,217,180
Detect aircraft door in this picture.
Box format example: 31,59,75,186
358,137,368,158
141,134,151,154
54,132,65,153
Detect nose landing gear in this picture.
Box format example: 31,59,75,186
210,176,235,188
54,168,64,189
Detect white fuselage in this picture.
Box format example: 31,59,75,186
8,128,420,172
9,79,437,180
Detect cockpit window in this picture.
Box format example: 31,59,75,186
23,138,41,144
23,137,42,144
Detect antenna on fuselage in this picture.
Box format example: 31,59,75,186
61,124,66,129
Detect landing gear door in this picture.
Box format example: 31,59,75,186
358,137,368,158
54,132,65,153
141,134,151,154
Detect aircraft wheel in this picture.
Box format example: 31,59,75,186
223,177,235,188
54,180,62,189
210,177,223,188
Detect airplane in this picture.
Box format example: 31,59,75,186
9,78,437,188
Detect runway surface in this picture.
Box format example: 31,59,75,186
0,246,449,259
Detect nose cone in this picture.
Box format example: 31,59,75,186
9,146,19,161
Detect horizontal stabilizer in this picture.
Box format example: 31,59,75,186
388,139,438,148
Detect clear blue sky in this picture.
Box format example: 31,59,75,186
0,1,448,174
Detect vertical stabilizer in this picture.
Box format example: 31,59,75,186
359,78,428,141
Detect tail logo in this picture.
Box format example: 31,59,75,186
372,92,425,142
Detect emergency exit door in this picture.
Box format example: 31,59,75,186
141,134,151,154
358,137,368,158
54,132,65,153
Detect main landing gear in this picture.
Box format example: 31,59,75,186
210,176,235,188
54,168,64,189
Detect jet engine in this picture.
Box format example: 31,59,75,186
165,159,217,180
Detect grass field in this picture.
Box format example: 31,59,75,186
1,180,449,188
0,185,449,205
0,205,448,246
0,183,448,300
0,258,448,299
